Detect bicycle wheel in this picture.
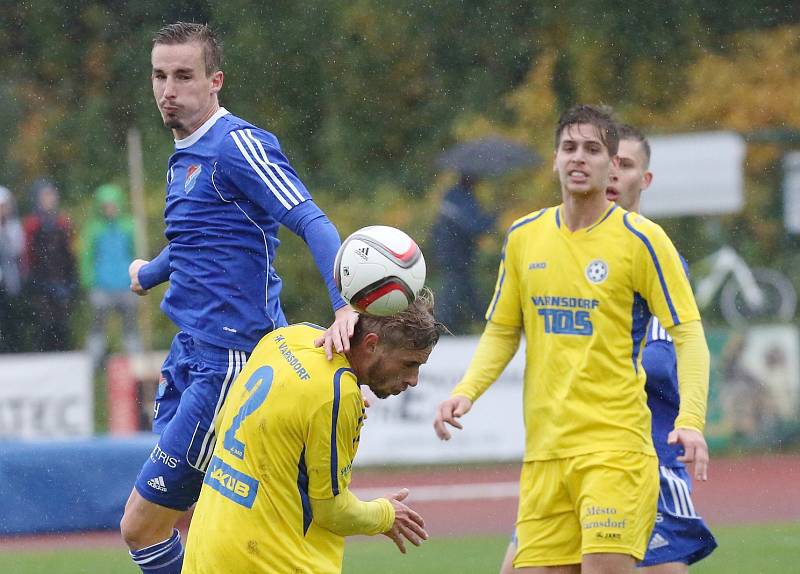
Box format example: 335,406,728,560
720,268,798,325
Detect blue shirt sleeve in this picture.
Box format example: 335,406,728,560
283,201,347,312
139,245,170,290
218,128,312,220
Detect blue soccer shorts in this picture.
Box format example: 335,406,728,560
639,465,718,567
134,332,249,511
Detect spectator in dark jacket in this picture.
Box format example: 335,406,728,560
23,178,77,351
0,185,24,352
429,175,496,333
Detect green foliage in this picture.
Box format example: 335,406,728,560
2,2,800,340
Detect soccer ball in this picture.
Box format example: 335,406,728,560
335,226,426,316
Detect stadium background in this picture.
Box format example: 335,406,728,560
1,1,800,572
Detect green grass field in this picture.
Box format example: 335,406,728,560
2,523,797,573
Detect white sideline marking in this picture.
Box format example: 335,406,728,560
352,481,519,502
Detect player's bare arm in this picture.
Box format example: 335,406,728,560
433,395,473,440
382,488,428,554
668,427,709,481
315,304,359,359
128,259,149,296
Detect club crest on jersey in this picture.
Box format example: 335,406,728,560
185,164,202,193
585,259,609,284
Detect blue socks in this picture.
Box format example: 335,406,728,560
130,529,184,574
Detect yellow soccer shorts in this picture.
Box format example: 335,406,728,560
514,451,659,568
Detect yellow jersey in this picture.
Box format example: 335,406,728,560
183,323,364,574
456,204,700,461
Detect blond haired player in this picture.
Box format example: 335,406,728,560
434,105,710,574
184,291,444,574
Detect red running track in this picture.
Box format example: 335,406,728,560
1,454,798,551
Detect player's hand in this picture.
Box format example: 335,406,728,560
360,386,372,411
433,395,473,440
382,488,427,554
668,427,709,481
129,259,149,296
314,305,359,360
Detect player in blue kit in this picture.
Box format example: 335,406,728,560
119,22,357,574
607,124,717,572
497,123,716,573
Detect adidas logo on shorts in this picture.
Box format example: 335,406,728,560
147,476,168,492
649,532,670,550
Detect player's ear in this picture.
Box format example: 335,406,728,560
210,70,224,94
642,170,653,191
362,332,380,354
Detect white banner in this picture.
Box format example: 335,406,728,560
355,336,526,466
641,131,745,217
0,352,93,439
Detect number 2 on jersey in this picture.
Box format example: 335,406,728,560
223,366,274,460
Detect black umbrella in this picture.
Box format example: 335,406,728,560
436,136,540,178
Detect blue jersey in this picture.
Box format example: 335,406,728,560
139,108,345,351
642,317,683,467
642,254,691,467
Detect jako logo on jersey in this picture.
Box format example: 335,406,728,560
185,164,202,193
585,259,609,284
150,444,179,469
528,261,547,270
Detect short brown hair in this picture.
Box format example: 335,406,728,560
153,22,222,76
352,288,446,351
617,123,651,168
555,104,619,156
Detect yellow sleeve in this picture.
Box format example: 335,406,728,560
484,226,523,327
450,321,522,402
306,369,363,499
310,489,395,536
630,216,700,328
667,320,710,432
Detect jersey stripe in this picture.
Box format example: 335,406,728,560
239,129,300,206
660,466,699,518
487,209,548,321
240,129,301,205
229,130,293,210
329,368,345,496
648,317,673,343
630,293,650,374
297,448,313,535
623,213,680,325
211,163,275,333
244,129,305,204
189,349,247,472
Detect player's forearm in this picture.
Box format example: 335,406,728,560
285,202,347,311
310,489,395,536
450,320,521,402
668,320,710,432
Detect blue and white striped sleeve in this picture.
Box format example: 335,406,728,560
646,317,673,345
220,128,312,219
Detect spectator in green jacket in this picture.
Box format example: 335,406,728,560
80,183,141,370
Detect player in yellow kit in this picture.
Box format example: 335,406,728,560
184,290,444,574
434,105,710,574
